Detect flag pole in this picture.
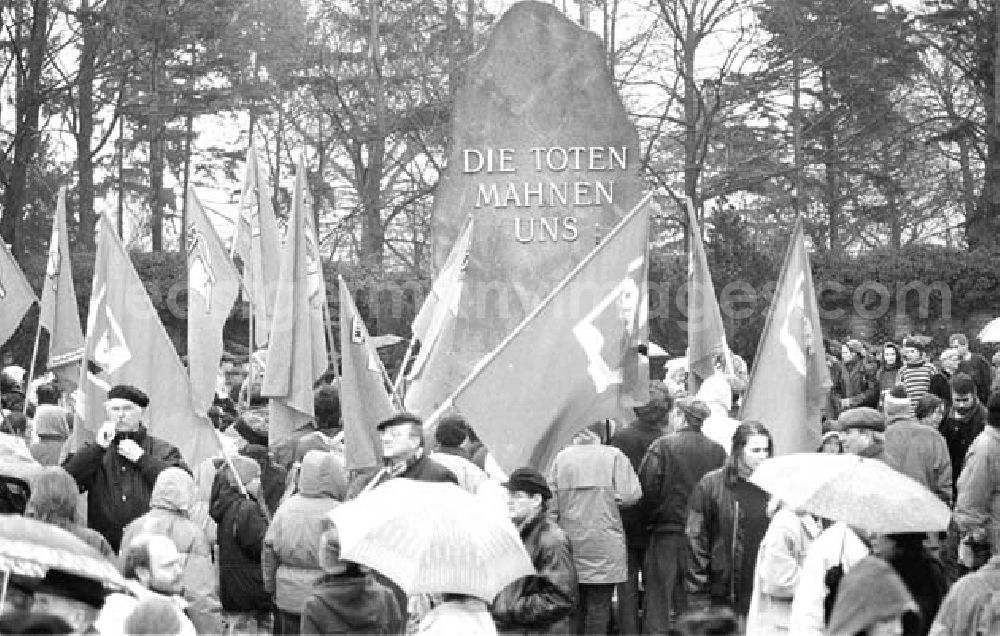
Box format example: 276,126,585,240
23,310,42,414
392,337,416,396
423,193,652,430
322,300,338,379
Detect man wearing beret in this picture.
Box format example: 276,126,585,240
492,467,578,635
639,397,726,633
64,384,188,551
838,406,894,465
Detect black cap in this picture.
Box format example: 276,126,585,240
376,412,422,431
106,384,149,408
33,569,109,609
502,467,552,500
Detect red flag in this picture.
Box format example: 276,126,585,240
686,199,729,387
261,155,327,447
75,214,219,467
186,189,240,415
403,215,473,410
339,276,396,470
428,195,651,473
39,187,84,388
0,234,36,349
740,218,831,455
232,145,281,348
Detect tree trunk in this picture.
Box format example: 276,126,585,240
2,0,49,255
76,0,97,250
149,39,164,251
969,7,1000,249
821,70,840,252
682,15,699,212
360,0,386,273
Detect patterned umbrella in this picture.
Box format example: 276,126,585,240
0,515,126,591
328,478,533,600
750,453,951,533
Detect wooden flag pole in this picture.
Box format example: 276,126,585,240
322,299,338,379
23,310,43,414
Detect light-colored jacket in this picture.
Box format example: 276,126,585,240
548,442,640,584
745,508,822,635
418,598,497,636
884,415,953,506
788,523,870,636
431,450,489,494
955,425,1000,552
262,450,346,613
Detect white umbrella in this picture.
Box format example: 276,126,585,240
329,479,534,600
979,318,1000,343
750,453,951,533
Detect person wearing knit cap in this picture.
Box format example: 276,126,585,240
826,556,919,636
883,387,953,506
954,391,1000,568
63,383,188,552
838,407,896,466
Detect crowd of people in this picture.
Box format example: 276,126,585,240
0,330,999,634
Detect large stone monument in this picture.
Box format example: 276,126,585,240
409,0,643,414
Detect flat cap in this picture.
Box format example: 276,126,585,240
837,407,885,432
503,467,552,500
677,397,711,422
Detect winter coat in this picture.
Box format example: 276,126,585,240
548,442,640,584
899,360,938,408
29,405,69,466
788,523,870,636
885,416,953,506
120,467,217,615
745,508,822,635
831,359,878,412
262,451,347,613
491,511,578,635
63,425,188,551
609,418,665,548
940,402,987,487
640,428,727,535
929,555,1000,636
955,425,1000,554
209,471,271,612
685,464,770,615
418,598,497,635
958,354,993,404
300,571,405,635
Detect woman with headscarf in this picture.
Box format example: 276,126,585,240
263,450,347,634
29,404,70,466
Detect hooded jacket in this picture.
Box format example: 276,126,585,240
491,509,578,635
209,470,271,612
686,462,770,615
120,467,217,615
300,571,405,635
263,450,347,613
63,424,188,551
29,405,69,466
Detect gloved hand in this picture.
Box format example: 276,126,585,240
96,422,116,449
118,439,144,463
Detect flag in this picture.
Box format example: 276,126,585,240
232,145,281,348
75,213,219,468
428,195,651,473
740,218,831,455
401,215,473,405
186,188,240,415
261,154,327,447
38,187,83,387
0,235,36,349
686,199,729,388
339,276,395,470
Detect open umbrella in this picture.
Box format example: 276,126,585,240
979,318,1000,343
328,478,533,600
0,515,126,591
750,453,951,533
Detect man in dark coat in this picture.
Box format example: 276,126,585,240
208,455,272,616
360,413,458,492
951,333,993,404
63,384,188,551
492,467,578,635
639,397,726,633
608,381,673,635
940,373,987,497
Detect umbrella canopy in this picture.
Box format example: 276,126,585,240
0,515,126,591
328,478,533,600
979,318,1000,343
750,453,951,533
